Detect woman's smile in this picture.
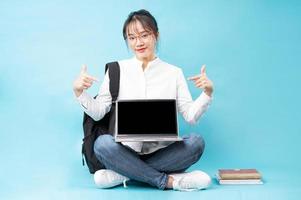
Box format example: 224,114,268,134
136,47,147,53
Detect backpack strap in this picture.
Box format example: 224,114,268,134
105,62,120,134
105,62,120,102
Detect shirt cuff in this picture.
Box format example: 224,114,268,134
195,91,212,106
77,91,90,110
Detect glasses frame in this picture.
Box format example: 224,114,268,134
126,31,154,44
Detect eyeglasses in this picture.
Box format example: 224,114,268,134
126,32,153,43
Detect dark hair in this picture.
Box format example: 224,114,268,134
122,9,159,40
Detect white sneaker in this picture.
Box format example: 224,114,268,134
170,170,211,191
94,169,129,188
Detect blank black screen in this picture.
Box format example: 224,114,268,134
117,100,177,135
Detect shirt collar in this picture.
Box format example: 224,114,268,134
132,56,161,69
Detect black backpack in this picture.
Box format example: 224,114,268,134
81,62,120,174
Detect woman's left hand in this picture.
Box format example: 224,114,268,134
188,65,214,97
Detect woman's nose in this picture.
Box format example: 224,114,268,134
136,37,144,46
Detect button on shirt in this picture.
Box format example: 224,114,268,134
77,56,212,154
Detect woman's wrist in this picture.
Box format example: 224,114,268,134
204,88,213,97
73,88,83,97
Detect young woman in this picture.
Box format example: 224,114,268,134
73,9,214,191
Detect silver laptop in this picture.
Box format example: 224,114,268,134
114,99,183,142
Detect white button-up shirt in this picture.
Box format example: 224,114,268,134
77,56,212,154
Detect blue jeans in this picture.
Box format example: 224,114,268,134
93,134,205,190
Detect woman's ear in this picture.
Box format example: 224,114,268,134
156,32,160,41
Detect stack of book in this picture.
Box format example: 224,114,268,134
216,169,263,185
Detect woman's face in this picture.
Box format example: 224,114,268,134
126,20,157,61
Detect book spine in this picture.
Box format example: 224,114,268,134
219,174,261,180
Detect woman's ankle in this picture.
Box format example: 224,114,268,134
166,175,174,189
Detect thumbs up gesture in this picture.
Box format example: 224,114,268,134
73,64,99,97
187,64,214,97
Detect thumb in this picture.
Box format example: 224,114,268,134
81,64,87,74
201,64,206,75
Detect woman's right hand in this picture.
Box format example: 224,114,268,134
73,65,99,97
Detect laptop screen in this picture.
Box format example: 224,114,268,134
117,99,178,135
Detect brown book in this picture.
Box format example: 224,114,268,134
218,169,261,180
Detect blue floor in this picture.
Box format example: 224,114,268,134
1,161,300,200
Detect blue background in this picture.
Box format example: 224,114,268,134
1,0,300,199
